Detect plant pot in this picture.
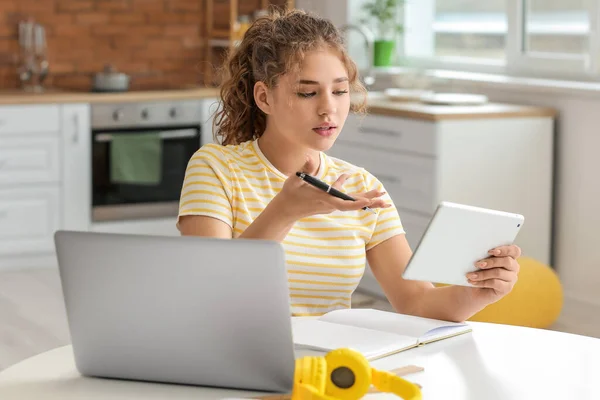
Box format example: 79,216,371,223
373,40,395,67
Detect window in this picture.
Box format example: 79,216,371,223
433,0,507,60
399,0,600,79
523,0,589,55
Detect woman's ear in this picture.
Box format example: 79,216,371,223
254,81,272,115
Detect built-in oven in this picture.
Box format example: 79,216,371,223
90,100,204,222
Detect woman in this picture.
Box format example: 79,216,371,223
178,9,521,321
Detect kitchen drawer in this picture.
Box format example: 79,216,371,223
0,186,60,256
0,135,60,186
0,105,60,135
398,209,431,251
328,142,436,215
341,113,437,157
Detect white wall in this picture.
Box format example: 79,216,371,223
296,0,370,71
295,0,349,27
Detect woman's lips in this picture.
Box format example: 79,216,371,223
313,126,337,137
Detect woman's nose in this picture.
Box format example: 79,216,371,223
318,94,337,116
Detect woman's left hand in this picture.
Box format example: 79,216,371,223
465,245,521,304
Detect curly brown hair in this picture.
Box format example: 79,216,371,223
213,7,367,146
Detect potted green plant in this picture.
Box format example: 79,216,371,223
360,0,405,67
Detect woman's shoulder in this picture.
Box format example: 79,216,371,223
190,140,255,167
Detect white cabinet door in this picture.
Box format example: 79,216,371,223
0,135,60,185
398,209,430,251
341,113,437,156
0,104,60,135
61,104,91,231
328,141,436,215
0,186,60,256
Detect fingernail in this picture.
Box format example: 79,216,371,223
467,273,477,279
476,261,487,268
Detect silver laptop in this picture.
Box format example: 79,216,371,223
54,230,295,393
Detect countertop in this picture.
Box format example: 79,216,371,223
0,88,557,121
355,92,557,121
0,87,221,105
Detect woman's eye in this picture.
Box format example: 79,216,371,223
296,90,348,98
297,92,316,98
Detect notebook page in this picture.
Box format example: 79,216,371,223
419,325,472,343
291,318,417,360
319,308,469,339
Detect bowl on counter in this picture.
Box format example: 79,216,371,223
383,88,434,102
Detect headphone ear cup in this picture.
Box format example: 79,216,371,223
295,356,327,394
324,348,371,400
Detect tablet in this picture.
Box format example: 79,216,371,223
402,201,524,287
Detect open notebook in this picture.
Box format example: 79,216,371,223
292,308,472,360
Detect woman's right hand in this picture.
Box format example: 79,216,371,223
271,159,390,222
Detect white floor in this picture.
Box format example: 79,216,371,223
1,268,599,372
0,269,71,372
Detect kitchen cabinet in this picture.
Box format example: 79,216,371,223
0,103,90,270
0,93,223,270
0,136,60,186
0,105,60,134
328,102,555,298
0,104,62,269
61,104,91,232
0,186,60,257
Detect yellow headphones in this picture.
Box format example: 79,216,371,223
292,348,422,400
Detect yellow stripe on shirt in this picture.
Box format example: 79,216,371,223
178,140,405,316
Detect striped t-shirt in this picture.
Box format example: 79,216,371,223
177,139,405,316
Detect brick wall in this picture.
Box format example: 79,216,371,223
0,0,207,91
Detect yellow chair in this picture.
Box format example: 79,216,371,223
467,257,563,328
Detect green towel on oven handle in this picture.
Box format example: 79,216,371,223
109,131,162,185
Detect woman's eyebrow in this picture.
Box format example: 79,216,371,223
296,77,349,85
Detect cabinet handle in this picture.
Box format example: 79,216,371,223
94,129,198,143
358,126,402,138
377,174,402,185
72,114,79,144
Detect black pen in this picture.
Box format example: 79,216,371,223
296,171,376,214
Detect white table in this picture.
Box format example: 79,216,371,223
1,321,599,399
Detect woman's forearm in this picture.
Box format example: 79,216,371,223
408,285,487,323
239,196,297,242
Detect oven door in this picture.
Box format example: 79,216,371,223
92,126,200,222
